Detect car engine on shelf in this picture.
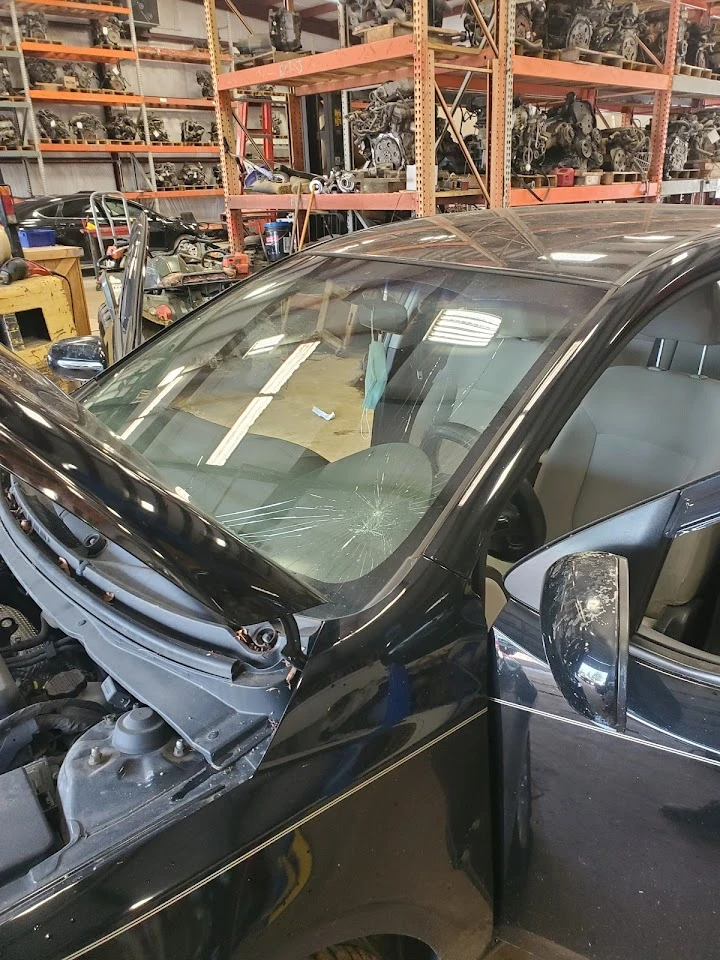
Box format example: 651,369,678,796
0,117,19,150
268,6,302,51
70,113,107,141
106,112,139,141
147,113,170,142
343,0,448,32
26,58,58,87
544,0,644,61
598,125,649,173
92,15,125,48
36,109,71,141
180,161,207,185
62,62,97,91
181,119,205,144
156,162,180,188
21,12,48,41
350,79,415,168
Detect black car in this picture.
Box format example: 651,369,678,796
14,192,215,262
2,205,720,960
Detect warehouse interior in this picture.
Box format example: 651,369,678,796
2,1,720,959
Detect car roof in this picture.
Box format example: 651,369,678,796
316,206,720,285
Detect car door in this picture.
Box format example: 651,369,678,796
489,289,720,960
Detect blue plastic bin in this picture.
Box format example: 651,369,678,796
19,227,56,247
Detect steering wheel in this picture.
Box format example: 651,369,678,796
421,420,546,562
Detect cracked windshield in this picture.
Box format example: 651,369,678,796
84,253,598,604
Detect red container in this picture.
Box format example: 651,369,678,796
555,167,575,187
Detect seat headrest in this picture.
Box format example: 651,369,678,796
643,283,720,345
490,301,554,340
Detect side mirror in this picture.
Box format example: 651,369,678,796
47,336,107,383
540,551,629,732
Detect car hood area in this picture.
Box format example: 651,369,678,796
0,345,323,630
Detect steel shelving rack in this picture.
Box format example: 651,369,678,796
202,0,720,254
1,0,226,199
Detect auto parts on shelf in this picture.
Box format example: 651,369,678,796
101,63,130,93
147,114,169,142
0,64,13,99
106,112,138,142
155,162,180,188
181,119,205,144
0,117,19,150
344,0,448,32
92,16,124,48
544,0,643,61
350,79,415,169
62,62,97,91
179,162,207,185
269,7,302,52
36,109,71,142
26,58,57,87
21,11,48,41
599,125,649,173
196,69,213,98
70,113,107,141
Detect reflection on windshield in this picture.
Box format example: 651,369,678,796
84,254,600,612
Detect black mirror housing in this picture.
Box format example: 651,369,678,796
47,336,107,383
541,551,629,732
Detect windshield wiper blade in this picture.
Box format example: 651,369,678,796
0,347,324,628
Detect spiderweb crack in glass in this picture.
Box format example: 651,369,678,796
81,253,602,614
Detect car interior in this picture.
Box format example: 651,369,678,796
463,281,720,658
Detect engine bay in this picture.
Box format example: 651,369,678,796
0,475,312,902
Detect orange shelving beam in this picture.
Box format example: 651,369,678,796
510,182,660,206
21,41,137,62
29,89,143,105
39,142,148,152
14,0,131,17
144,96,215,110
147,144,220,154
137,45,232,64
125,189,224,199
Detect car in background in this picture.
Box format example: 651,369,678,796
14,192,223,263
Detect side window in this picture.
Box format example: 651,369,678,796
59,198,90,218
36,202,60,218
503,279,720,655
